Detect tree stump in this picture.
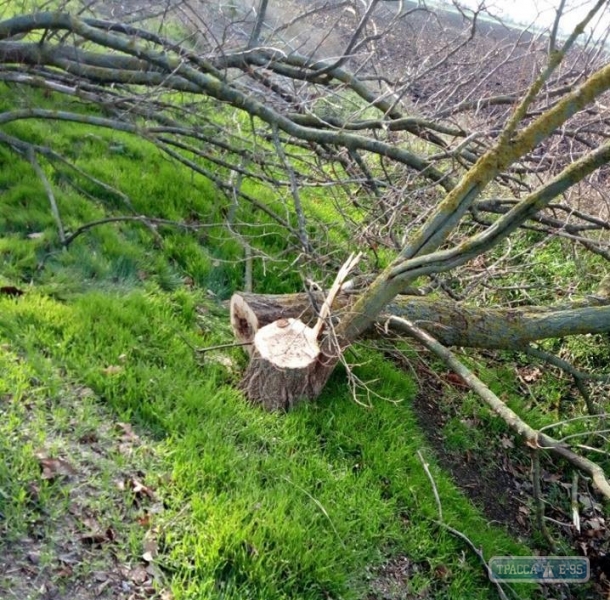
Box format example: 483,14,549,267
239,317,332,411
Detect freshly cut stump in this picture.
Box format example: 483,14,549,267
240,317,329,410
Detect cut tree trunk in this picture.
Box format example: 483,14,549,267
239,317,336,410
231,291,610,408
230,290,351,354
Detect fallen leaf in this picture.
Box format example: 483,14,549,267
137,513,151,527
434,564,451,579
516,366,542,384
145,563,162,581
444,372,469,389
117,422,139,443
130,565,148,584
579,494,602,512
80,525,116,546
127,478,156,503
142,532,158,562
79,517,116,546
35,453,77,480
586,516,605,530
500,436,514,449
56,565,73,578
27,483,41,502
78,430,98,444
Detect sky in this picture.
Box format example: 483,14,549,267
449,0,610,35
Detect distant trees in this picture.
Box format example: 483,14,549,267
2,0,610,495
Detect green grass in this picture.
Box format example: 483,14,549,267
0,84,304,297
0,79,544,600
0,289,534,599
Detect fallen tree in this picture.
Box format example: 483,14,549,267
2,0,610,497
231,289,610,359
230,284,610,498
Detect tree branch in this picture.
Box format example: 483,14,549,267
390,316,610,500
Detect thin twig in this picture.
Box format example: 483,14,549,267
63,215,183,247
571,472,581,534
417,450,443,522
434,522,513,600
279,475,345,549
196,341,253,354
271,123,311,254
417,448,513,599
531,450,556,552
27,147,66,246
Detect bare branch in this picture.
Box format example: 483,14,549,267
389,316,610,500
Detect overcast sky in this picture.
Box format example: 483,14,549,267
451,0,610,35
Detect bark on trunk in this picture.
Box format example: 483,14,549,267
239,317,336,410
232,291,610,408
231,291,610,350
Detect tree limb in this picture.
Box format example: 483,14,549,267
390,316,610,500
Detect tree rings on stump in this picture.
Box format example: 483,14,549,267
240,317,328,411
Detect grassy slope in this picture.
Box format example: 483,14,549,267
0,86,536,599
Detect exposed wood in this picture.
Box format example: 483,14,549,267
312,252,362,338
239,318,334,410
230,291,351,347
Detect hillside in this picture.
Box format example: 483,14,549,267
0,86,537,600
2,1,610,599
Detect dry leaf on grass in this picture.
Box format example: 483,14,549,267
35,453,77,480
500,436,514,449
117,422,139,443
125,478,156,506
130,565,148,584
516,366,542,384
79,526,116,546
